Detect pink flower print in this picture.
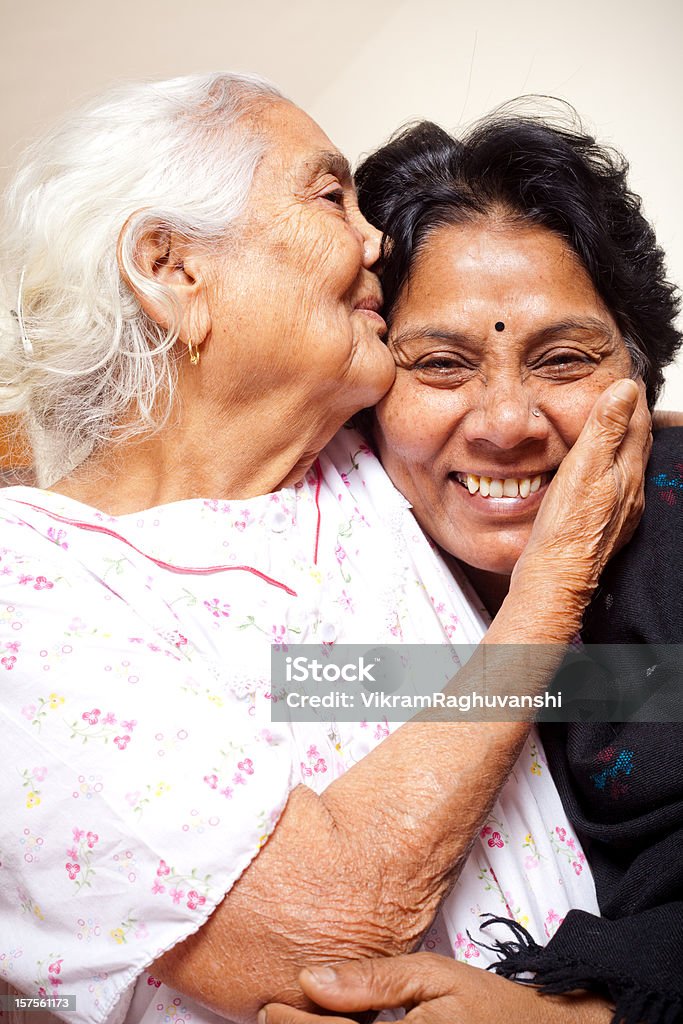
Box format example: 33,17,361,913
480,825,492,838
157,859,171,877
555,826,567,842
335,543,346,563
203,598,231,619
299,762,313,778
237,758,254,775
487,831,504,849
65,862,80,880
22,704,36,720
114,735,130,750
572,860,583,875
313,758,327,774
234,520,247,532
187,890,206,911
48,959,63,975
121,719,137,732
271,625,287,651
464,943,480,959
1,656,16,670
33,766,48,782
567,837,576,851
38,988,47,998
102,712,116,726
86,831,98,849
307,745,320,760
374,722,390,741
169,887,184,905
47,527,68,549
33,576,54,590
203,774,218,789
524,855,539,870
18,574,35,586
151,878,166,895
220,786,234,799
578,851,586,864
82,708,101,725
5,641,20,653
147,976,162,988
233,773,246,786
72,827,85,842
66,846,78,860
49,976,63,988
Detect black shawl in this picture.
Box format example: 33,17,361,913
491,429,683,1024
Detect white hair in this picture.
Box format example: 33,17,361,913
0,71,283,485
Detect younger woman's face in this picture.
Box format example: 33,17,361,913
374,219,633,576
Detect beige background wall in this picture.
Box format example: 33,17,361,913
2,0,682,405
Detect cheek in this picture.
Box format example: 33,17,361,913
549,372,625,446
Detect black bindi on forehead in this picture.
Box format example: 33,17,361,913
495,321,505,332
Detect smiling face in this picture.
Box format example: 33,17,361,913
204,100,395,427
374,218,633,578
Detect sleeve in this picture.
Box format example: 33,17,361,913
0,515,296,1024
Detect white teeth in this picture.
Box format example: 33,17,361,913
455,472,547,499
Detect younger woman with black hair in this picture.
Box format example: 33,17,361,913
266,107,682,1024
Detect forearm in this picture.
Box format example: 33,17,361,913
154,583,580,1021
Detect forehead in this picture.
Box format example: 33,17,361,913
250,100,351,185
399,219,606,321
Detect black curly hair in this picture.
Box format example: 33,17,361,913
355,105,681,407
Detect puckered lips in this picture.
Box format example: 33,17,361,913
353,292,387,332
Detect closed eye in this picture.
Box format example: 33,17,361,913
321,188,345,207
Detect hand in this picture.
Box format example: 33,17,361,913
512,378,651,613
262,953,613,1024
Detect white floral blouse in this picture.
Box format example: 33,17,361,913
0,427,597,1024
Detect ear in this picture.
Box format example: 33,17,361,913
117,214,211,347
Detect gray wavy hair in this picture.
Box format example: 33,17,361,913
0,71,283,485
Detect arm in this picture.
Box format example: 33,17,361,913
652,408,683,428
263,954,614,1024
153,380,650,1022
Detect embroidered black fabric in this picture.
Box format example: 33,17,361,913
492,429,683,1023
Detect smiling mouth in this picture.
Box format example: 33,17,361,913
451,470,556,498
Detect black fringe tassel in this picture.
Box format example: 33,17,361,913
477,916,683,1024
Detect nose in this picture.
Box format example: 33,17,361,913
462,380,548,451
355,212,382,270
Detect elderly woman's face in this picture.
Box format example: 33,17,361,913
374,220,633,576
205,101,394,418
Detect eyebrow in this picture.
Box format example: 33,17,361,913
390,317,616,349
304,151,353,184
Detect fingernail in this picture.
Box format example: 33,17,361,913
611,379,638,402
301,965,338,985
257,1011,267,1024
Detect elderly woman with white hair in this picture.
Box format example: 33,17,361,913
0,73,649,1024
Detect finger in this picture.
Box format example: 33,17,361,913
575,378,640,463
261,1003,354,1024
297,954,461,1013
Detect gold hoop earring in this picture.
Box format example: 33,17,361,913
188,338,200,366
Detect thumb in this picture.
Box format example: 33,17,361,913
298,954,459,1012
576,377,639,456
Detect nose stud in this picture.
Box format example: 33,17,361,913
531,408,541,418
